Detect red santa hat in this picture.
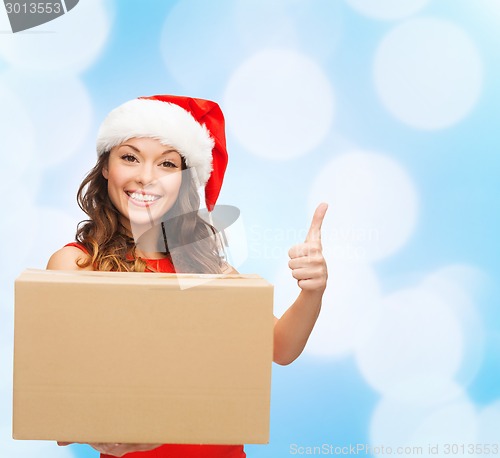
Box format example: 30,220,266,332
96,94,228,211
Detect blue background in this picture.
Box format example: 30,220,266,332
0,1,499,457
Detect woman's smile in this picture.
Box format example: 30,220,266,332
126,190,162,206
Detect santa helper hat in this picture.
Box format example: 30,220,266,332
96,94,228,212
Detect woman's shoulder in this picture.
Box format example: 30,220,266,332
46,243,93,271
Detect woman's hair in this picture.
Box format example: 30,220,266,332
75,150,225,273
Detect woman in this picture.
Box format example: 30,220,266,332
48,95,328,457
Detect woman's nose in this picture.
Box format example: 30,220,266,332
136,165,156,187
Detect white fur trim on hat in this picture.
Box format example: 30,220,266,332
96,99,214,186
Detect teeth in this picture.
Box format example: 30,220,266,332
128,192,159,202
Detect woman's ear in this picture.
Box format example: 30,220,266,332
102,160,109,180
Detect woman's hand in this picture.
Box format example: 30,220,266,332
88,443,162,456
57,442,162,457
272,203,328,365
288,203,328,293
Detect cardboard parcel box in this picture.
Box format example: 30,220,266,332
13,269,274,444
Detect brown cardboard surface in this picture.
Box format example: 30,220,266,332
13,269,273,444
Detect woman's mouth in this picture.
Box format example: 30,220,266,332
126,191,161,207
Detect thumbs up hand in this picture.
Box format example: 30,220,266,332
288,203,328,293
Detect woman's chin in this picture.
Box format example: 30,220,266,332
129,218,161,230
126,207,161,222
125,214,162,235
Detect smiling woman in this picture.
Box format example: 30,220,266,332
46,94,328,458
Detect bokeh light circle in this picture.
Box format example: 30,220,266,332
160,0,239,91
23,207,82,269
1,71,93,168
0,87,36,189
478,401,500,456
309,260,381,357
422,264,486,386
408,399,477,452
233,0,343,62
374,18,483,129
355,287,463,398
371,390,476,458
308,151,418,262
224,49,334,160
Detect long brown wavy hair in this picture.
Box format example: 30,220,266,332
75,150,225,273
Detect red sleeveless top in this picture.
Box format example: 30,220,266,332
64,243,246,458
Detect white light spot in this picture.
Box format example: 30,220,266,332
355,287,463,398
422,264,486,386
371,391,476,458
310,261,381,357
0,0,112,74
0,200,39,282
0,88,36,189
0,341,13,428
0,304,14,370
345,0,430,21
308,151,418,262
374,18,483,129
23,207,81,269
408,400,477,453
273,255,381,358
478,401,500,455
233,0,343,62
423,264,488,302
224,49,334,160
1,71,93,168
160,0,239,91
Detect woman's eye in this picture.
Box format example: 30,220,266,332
160,161,178,168
121,154,138,163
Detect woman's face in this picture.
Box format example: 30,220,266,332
103,137,183,232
